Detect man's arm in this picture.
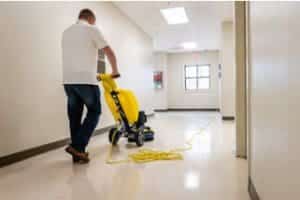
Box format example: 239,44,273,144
90,26,119,76
102,46,119,76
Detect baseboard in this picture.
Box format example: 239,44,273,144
0,139,70,168
154,109,168,112
236,154,247,159
94,125,116,136
248,177,260,200
155,108,220,112
0,125,115,168
222,116,235,120
146,112,155,117
153,109,169,112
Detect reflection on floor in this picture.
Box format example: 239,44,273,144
0,112,249,200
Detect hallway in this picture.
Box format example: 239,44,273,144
0,112,248,200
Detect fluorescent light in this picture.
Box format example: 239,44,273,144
160,7,189,25
181,42,197,49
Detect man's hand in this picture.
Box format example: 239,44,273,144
102,46,119,75
111,73,120,78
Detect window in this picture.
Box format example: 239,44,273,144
184,65,210,90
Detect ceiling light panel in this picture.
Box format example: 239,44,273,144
160,7,189,25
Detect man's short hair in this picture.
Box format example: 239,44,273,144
78,9,95,20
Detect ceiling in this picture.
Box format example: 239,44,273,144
114,1,234,53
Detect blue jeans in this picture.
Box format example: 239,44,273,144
64,84,101,152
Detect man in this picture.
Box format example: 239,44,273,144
62,9,119,164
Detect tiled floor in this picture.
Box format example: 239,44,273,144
0,112,249,200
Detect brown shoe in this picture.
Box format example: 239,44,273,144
72,156,90,164
65,146,90,163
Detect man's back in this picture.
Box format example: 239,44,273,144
62,20,107,85
63,9,119,164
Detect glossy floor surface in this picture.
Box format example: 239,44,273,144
0,112,249,200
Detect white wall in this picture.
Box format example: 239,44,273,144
167,51,220,109
153,53,168,110
249,2,300,199
220,21,236,117
0,2,155,157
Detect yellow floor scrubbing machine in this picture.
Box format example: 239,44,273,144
98,74,154,147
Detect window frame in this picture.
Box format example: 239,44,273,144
184,64,211,91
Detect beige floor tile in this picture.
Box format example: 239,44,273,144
0,112,250,200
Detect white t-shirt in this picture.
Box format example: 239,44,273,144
62,20,107,85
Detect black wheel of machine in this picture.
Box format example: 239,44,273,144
144,130,154,141
109,128,122,146
109,128,117,143
135,131,145,147
142,126,154,141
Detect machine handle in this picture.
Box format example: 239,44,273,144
97,73,121,81
111,73,121,79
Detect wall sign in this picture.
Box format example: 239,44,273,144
153,71,163,89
